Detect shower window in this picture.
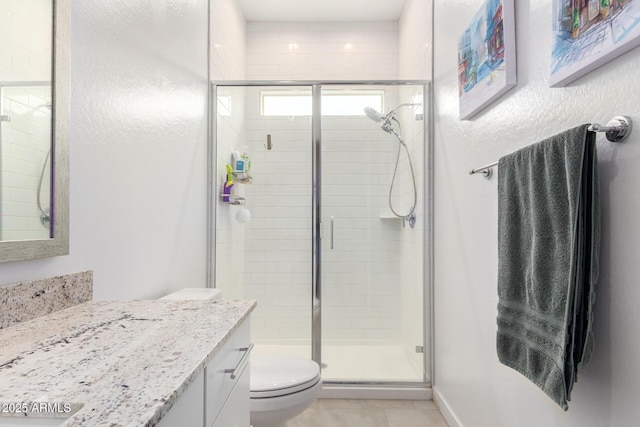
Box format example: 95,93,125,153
261,89,384,116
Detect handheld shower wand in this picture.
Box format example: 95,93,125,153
363,103,420,227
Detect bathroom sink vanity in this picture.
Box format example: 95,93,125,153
0,299,255,427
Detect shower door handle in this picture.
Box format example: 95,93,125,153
330,216,334,250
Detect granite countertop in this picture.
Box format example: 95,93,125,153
0,299,256,426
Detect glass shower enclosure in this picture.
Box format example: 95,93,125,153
211,81,431,390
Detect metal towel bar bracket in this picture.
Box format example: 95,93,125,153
587,115,632,142
469,116,632,179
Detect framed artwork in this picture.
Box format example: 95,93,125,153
458,0,517,120
551,0,640,87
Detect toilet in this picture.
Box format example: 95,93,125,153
250,353,321,427
161,288,322,427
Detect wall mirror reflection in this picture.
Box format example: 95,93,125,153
0,0,69,263
0,1,53,241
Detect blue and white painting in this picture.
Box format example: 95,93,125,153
458,0,516,120
551,0,640,87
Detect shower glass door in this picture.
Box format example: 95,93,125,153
213,81,429,386
320,83,426,383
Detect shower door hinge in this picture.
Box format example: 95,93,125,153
0,115,10,122
415,346,425,353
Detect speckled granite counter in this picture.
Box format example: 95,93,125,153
0,299,255,426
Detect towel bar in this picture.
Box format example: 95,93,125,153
469,116,632,178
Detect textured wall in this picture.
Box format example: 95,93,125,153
0,0,210,300
433,1,640,426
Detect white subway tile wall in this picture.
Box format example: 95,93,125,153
243,86,313,341
241,87,411,342
0,0,53,240
246,22,399,80
320,90,405,341
215,86,247,301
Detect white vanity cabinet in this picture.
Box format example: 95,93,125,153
206,320,251,427
157,319,251,427
156,372,205,427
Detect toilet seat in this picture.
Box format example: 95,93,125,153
250,354,321,399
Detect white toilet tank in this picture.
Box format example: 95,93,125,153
160,288,222,300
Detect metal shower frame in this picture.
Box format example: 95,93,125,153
208,80,434,394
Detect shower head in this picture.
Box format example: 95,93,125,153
364,106,385,123
364,103,421,123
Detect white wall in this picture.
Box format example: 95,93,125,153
210,0,246,81
399,0,432,81
433,0,640,426
0,0,209,300
245,21,398,80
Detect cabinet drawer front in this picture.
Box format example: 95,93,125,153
205,319,251,427
156,371,204,427
211,360,250,427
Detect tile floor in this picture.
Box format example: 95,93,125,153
288,399,449,427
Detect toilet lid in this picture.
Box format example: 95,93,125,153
250,354,321,398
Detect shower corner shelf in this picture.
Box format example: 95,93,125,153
220,194,246,205
232,172,252,184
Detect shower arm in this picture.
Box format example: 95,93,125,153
387,102,420,116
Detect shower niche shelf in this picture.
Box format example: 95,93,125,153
379,211,402,219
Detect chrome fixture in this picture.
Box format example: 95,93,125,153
37,150,51,228
364,103,420,227
469,116,633,179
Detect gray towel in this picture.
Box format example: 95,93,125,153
496,124,599,410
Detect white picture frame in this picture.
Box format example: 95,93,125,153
550,0,640,87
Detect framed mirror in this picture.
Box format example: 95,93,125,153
0,0,69,263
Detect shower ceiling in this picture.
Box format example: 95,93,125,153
236,0,407,22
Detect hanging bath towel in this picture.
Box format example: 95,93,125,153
496,124,599,410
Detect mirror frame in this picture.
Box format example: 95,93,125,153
0,0,69,263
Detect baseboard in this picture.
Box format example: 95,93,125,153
320,384,432,400
433,387,463,427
